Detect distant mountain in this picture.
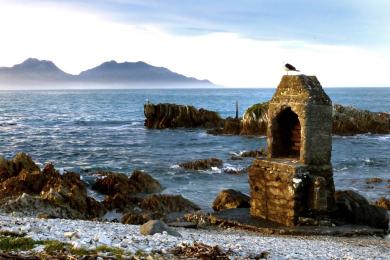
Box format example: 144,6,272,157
0,58,74,84
0,58,212,87
79,60,211,85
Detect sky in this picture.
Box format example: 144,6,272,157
0,0,390,87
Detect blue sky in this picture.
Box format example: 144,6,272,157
35,0,390,46
1,0,390,87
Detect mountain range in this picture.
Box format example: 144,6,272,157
0,58,212,87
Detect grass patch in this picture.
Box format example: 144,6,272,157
96,245,124,256
0,236,38,251
43,240,125,258
244,102,269,118
0,234,127,258
0,230,26,237
43,240,68,253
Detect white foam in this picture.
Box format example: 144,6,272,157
170,164,180,169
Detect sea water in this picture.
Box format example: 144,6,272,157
0,88,389,208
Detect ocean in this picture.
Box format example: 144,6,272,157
0,87,389,208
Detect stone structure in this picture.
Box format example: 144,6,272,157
249,75,335,226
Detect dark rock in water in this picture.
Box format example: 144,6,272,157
335,190,389,230
212,189,250,211
92,170,162,196
179,158,223,170
375,197,390,210
92,170,163,211
140,194,200,216
140,220,181,237
366,177,383,184
92,172,137,196
129,170,163,194
332,104,390,135
222,167,247,175
207,117,241,135
240,150,266,158
144,103,223,129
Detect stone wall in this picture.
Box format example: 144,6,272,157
249,158,309,226
249,75,336,226
267,75,333,165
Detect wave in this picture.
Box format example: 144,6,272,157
0,122,17,127
74,120,137,127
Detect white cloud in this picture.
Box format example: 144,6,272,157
0,1,389,87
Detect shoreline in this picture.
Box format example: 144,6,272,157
0,213,389,259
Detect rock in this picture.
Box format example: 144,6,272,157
366,178,383,184
140,220,181,237
179,158,223,170
222,167,247,175
335,190,389,230
40,171,106,219
0,155,106,220
129,170,163,194
332,104,390,135
92,170,162,196
167,221,198,229
140,194,200,217
207,117,242,136
240,150,266,158
0,193,85,219
103,193,142,211
375,197,390,210
240,102,269,136
11,152,40,175
92,170,163,212
212,189,250,211
144,103,223,129
122,211,152,225
0,153,40,182
92,172,136,196
209,102,389,136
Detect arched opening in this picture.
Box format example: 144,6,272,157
271,107,301,158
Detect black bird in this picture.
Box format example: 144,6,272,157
284,63,300,75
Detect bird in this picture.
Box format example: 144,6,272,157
284,63,300,75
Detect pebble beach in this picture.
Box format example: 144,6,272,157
1,214,389,259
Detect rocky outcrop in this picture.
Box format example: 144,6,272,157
179,158,223,170
209,102,390,136
332,104,390,135
140,194,200,215
240,102,269,136
0,153,40,182
206,118,241,135
144,103,223,129
335,190,389,230
92,171,200,224
375,197,390,210
0,155,105,219
0,153,199,223
212,189,250,211
129,170,163,194
122,194,201,224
